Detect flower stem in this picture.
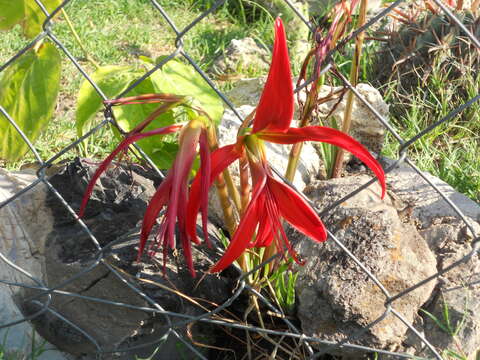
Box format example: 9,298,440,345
331,0,368,178
285,50,320,183
206,126,247,271
61,8,100,69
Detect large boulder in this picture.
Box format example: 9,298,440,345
294,160,480,358
0,168,70,360
295,175,437,353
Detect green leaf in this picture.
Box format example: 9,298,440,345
0,42,61,161
23,0,62,38
75,65,139,138
150,58,224,123
0,1,24,30
0,0,62,38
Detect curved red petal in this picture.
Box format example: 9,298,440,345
165,124,201,249
138,175,173,260
260,126,386,198
267,175,327,243
78,124,181,218
186,144,242,244
252,18,294,134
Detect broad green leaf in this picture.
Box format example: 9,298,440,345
0,42,61,161
150,58,224,123
24,0,62,38
0,1,24,30
0,0,62,38
75,65,138,138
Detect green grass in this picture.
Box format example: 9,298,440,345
378,56,480,202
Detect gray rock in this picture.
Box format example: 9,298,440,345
385,161,480,359
314,83,389,154
384,159,480,228
0,168,70,360
226,78,267,108
295,175,437,353
407,240,480,360
211,37,270,75
293,160,480,358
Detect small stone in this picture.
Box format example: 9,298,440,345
211,37,270,75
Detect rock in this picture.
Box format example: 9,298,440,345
226,78,267,108
315,83,389,154
383,160,480,359
211,37,270,75
0,168,70,360
294,160,480,358
384,159,480,228
0,160,231,359
208,105,322,224
295,175,437,354
406,240,480,360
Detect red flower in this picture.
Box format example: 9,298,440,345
187,18,386,272
138,118,211,276
78,118,210,277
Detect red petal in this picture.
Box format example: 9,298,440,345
165,124,201,249
177,184,195,277
252,18,294,134
198,131,211,247
210,170,267,273
138,175,173,260
186,144,242,244
267,175,327,243
259,126,386,198
253,194,273,247
78,124,182,218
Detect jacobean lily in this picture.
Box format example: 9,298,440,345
187,18,386,273
138,117,211,276
79,103,211,276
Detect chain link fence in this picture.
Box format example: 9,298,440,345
0,0,479,359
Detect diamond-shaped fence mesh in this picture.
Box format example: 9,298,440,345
0,0,479,359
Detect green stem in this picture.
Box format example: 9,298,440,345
285,50,323,182
61,8,100,69
331,0,368,178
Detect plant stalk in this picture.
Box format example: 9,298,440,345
61,8,100,69
331,0,368,178
206,125,247,271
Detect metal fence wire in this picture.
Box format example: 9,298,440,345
0,0,479,359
